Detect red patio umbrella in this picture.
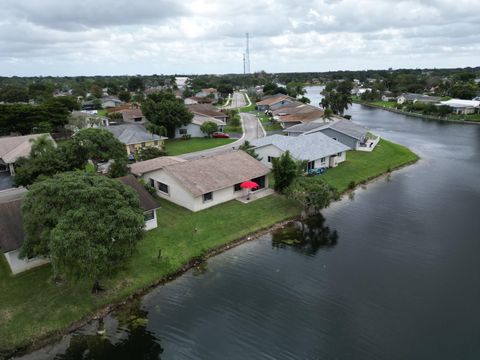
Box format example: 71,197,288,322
240,181,259,200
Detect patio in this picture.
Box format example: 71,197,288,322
236,188,275,204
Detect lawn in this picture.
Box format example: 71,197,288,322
0,195,301,354
369,101,398,108
321,139,419,193
239,103,256,112
164,138,236,156
448,113,480,122
260,115,283,132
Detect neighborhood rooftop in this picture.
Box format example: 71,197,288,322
256,94,293,106
309,118,368,140
251,133,350,161
105,124,166,145
187,104,226,118
128,156,186,176
192,114,225,126
0,134,52,164
117,175,160,212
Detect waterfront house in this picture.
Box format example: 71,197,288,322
397,93,441,105
129,151,270,212
272,102,325,128
250,133,349,171
0,133,55,175
255,94,296,111
105,124,167,157
439,99,480,115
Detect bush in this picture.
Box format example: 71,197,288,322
348,180,356,189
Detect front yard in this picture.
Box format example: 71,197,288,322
0,195,301,354
165,138,236,156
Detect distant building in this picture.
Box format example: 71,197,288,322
397,93,441,105
439,99,480,115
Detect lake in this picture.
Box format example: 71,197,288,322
17,87,480,359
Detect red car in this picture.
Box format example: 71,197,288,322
212,132,230,138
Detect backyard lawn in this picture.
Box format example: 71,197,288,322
321,139,419,192
165,138,236,156
0,195,301,354
369,101,398,108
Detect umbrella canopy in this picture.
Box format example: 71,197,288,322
240,180,259,189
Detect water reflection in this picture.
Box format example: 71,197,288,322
271,215,338,255
54,301,163,360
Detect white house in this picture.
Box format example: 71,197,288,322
129,151,270,212
439,99,480,115
101,97,123,109
251,133,350,171
175,114,225,138
0,133,55,175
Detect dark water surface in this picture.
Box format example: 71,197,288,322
18,87,480,359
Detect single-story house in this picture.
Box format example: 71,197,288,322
0,133,55,175
105,124,167,157
175,114,226,138
130,151,270,212
186,104,228,123
101,97,123,109
251,133,350,171
118,108,146,124
118,175,160,231
439,99,480,115
303,118,377,151
397,93,441,105
272,103,325,128
381,91,396,102
255,94,296,111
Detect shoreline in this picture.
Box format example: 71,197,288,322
3,145,419,359
355,102,480,125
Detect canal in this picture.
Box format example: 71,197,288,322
18,87,480,360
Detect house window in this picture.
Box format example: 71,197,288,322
320,157,326,163
332,137,337,141
134,117,142,122
144,210,155,221
149,178,155,188
157,182,169,194
267,156,277,163
203,192,213,202
141,142,146,147
179,129,188,135
306,161,315,171
337,152,342,157
234,183,242,192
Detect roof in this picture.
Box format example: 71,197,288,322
187,104,227,118
311,119,368,140
440,99,480,108
256,94,293,106
251,133,349,161
279,110,325,123
400,93,441,102
163,151,270,197
120,108,144,120
105,124,166,145
192,114,225,126
118,175,159,212
128,156,186,176
284,121,328,133
0,199,24,253
200,88,218,93
0,133,54,164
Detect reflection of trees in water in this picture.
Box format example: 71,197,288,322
272,215,338,255
55,299,163,360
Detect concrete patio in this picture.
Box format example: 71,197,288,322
236,188,275,204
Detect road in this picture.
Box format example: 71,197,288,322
224,91,247,109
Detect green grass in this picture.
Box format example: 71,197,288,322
224,125,242,133
239,104,256,112
448,113,480,122
260,115,283,132
97,109,108,116
164,138,236,156
369,101,398,108
321,139,419,193
0,195,301,353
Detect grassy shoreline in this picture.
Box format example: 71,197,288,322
0,139,418,357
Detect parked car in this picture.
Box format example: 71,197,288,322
212,132,230,138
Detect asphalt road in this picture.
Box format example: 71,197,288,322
224,91,247,109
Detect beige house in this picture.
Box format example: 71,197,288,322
129,151,270,212
0,134,55,175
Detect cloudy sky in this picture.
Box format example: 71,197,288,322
1,0,479,76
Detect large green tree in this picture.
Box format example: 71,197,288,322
286,177,339,216
21,172,145,280
72,128,126,162
141,91,193,138
321,81,353,115
271,151,305,193
200,121,218,137
0,85,29,103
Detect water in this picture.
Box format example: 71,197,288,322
17,87,480,360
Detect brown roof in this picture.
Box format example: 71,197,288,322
256,94,293,106
280,109,325,123
201,88,218,93
106,102,140,114
164,150,270,197
0,199,24,253
120,108,144,120
187,104,227,119
0,134,54,164
128,156,186,176
118,175,159,212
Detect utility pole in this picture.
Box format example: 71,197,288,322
245,32,250,74
243,53,246,75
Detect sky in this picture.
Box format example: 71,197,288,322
0,0,479,76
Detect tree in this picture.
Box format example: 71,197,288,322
0,85,29,103
298,96,311,104
321,82,353,115
200,121,219,137
271,151,305,193
141,91,193,138
239,141,261,160
128,77,145,92
286,177,339,217
136,147,166,161
286,82,306,98
118,90,131,102
72,128,126,162
20,171,145,280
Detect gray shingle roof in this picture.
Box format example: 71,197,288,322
105,124,166,145
251,133,349,161
283,122,326,133
311,119,368,140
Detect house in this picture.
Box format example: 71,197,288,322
186,104,228,123
69,111,109,131
118,175,160,231
105,124,167,157
0,134,55,175
251,133,350,171
0,199,50,274
175,114,225,138
129,151,270,212
439,99,480,115
184,97,199,105
101,97,123,109
303,118,379,151
255,94,296,111
397,93,441,105
272,102,325,128
381,91,396,102
195,88,219,100
81,100,97,111
117,108,146,124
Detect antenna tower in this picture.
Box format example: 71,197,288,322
245,33,250,74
